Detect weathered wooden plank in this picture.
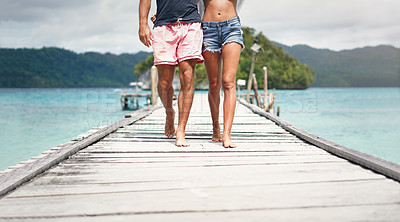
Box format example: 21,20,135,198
9,162,385,196
4,176,387,199
103,134,298,141
42,160,367,174
82,142,333,152
111,130,293,137
3,205,399,222
120,128,288,135
100,138,303,144
0,180,399,219
19,162,372,188
83,145,320,152
76,149,330,158
118,128,290,134
57,156,345,168
61,156,342,167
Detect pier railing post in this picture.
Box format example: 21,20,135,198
151,66,158,105
246,51,256,103
268,89,275,114
263,66,268,109
252,73,260,107
246,41,263,103
236,79,246,100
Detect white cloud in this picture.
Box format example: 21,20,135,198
0,0,398,53
239,0,400,50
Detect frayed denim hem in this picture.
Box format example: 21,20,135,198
202,48,222,53
222,40,245,51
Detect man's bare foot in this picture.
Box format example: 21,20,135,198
212,124,222,142
176,129,190,147
222,135,236,148
165,109,175,138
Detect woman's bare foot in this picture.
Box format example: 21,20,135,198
222,135,236,148
165,109,175,138
176,129,190,147
212,123,222,142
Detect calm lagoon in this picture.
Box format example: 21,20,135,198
0,87,399,171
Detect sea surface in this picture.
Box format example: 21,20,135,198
272,87,400,164
0,87,399,171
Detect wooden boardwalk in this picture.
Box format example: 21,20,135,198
0,93,400,221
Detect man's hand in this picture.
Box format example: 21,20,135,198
139,0,153,47
139,24,153,47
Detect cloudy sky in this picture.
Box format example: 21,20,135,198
1,0,399,54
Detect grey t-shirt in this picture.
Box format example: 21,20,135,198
154,0,201,27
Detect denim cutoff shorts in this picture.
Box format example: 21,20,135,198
201,16,244,52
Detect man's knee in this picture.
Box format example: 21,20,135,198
158,78,172,91
180,76,194,92
179,62,195,91
157,65,174,90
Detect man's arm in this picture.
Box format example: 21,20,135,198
138,0,153,47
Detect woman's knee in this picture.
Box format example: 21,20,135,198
222,76,236,90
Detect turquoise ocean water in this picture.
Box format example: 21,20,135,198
273,87,400,164
0,87,399,171
0,88,132,171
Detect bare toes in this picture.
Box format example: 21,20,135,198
176,130,189,147
212,137,222,142
222,138,236,148
176,141,190,147
165,110,175,138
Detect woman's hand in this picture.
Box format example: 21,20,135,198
150,14,157,24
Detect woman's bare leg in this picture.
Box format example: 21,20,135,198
221,42,241,148
203,51,222,142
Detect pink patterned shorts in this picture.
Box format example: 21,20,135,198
153,22,204,66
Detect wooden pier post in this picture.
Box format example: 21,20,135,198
246,41,263,103
122,97,128,110
236,79,245,99
151,65,158,105
263,66,268,109
246,50,256,103
252,73,260,107
268,90,274,114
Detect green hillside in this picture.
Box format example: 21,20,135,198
274,43,400,87
0,47,151,88
237,27,314,89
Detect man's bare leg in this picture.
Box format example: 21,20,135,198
156,65,176,138
176,59,196,147
203,51,222,142
221,42,242,148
